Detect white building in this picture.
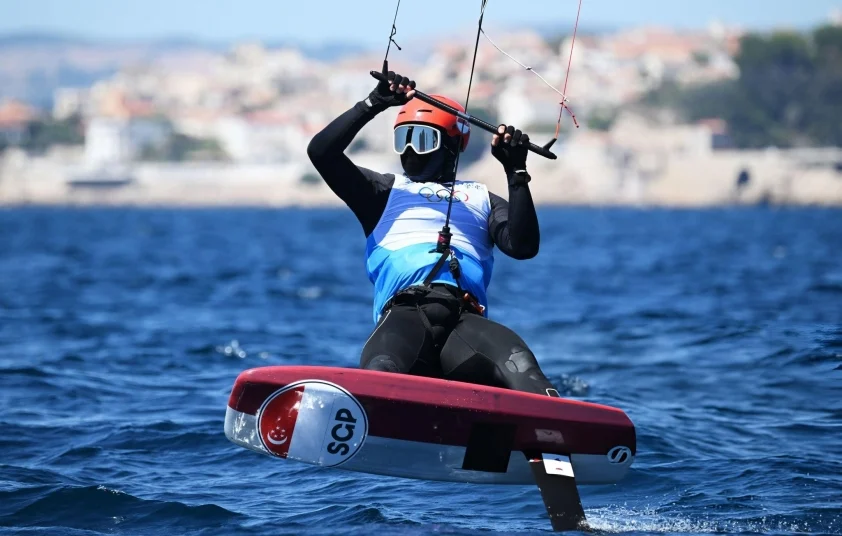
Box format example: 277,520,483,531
215,112,308,164
84,118,130,166
84,117,171,166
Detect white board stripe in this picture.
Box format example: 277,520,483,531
225,406,632,485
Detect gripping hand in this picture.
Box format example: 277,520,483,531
491,124,529,175
367,70,416,109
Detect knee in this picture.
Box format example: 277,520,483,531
362,354,401,373
503,346,538,375
499,346,554,395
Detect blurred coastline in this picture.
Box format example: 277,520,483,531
2,13,842,207
2,145,840,207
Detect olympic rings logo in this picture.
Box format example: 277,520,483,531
418,187,469,203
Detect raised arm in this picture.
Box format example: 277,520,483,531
487,124,540,259
306,70,417,236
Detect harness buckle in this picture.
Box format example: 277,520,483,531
432,226,452,253
462,292,486,315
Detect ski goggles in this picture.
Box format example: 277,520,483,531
393,124,441,155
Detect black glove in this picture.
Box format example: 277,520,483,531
367,70,416,110
491,124,529,176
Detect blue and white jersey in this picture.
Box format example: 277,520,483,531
365,175,495,323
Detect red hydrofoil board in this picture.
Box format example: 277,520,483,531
224,366,635,485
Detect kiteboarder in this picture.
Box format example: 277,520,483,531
307,71,558,398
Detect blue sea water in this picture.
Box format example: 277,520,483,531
0,206,840,536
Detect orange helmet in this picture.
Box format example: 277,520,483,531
394,95,470,152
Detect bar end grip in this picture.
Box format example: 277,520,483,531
530,141,558,160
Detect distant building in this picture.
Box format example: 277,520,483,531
79,85,172,165
497,78,566,135
215,111,308,164
560,25,740,109
85,118,129,165
0,100,37,146
171,110,223,140
84,117,171,166
610,112,734,156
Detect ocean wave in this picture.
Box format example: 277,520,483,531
1,485,243,533
2,207,840,535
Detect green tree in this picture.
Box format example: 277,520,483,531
734,31,814,146
640,25,842,148
300,172,321,185
805,25,842,145
23,115,84,153
586,107,617,131
692,50,711,66
140,133,227,162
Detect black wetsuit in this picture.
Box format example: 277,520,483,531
307,99,556,396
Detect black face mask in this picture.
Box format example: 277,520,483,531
401,148,443,180
400,135,458,183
